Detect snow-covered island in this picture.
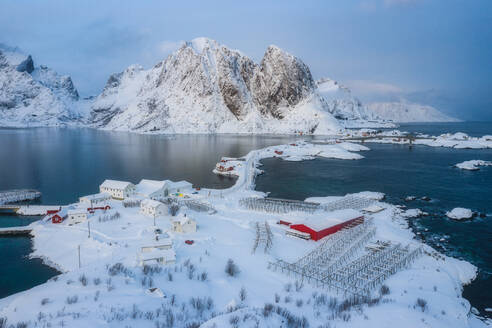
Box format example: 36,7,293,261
446,208,475,221
0,141,486,328
455,160,492,171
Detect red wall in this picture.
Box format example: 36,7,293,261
290,216,364,241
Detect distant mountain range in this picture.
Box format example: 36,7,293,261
0,38,458,132
367,101,460,123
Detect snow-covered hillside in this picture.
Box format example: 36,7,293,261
318,78,377,122
90,38,342,135
0,44,82,127
367,101,460,123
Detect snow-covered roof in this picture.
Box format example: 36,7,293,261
79,192,111,201
136,179,167,195
172,214,193,225
141,199,164,209
139,248,176,262
294,209,362,231
140,238,173,248
100,179,134,190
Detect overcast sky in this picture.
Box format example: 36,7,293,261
1,0,491,120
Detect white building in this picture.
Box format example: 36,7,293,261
138,249,176,266
140,239,173,253
140,199,167,218
100,180,136,200
67,209,88,225
79,192,111,206
135,179,168,200
172,215,197,233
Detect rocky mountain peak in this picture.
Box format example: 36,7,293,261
16,55,34,74
251,45,316,118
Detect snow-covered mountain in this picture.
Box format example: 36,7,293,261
367,101,460,123
316,78,394,128
90,38,341,134
0,44,81,127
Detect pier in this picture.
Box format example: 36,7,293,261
0,189,41,205
0,226,32,236
0,205,61,216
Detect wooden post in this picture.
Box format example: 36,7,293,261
78,245,81,268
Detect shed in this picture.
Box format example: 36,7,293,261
172,215,197,233
289,210,364,241
51,213,66,224
67,209,88,224
140,199,166,218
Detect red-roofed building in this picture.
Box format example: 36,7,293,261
289,216,364,241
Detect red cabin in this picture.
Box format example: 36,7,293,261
274,150,284,155
290,216,364,241
185,240,194,245
51,214,65,224
226,167,234,171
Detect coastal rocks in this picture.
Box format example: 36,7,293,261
446,208,474,220
401,208,428,218
405,196,416,201
455,160,492,171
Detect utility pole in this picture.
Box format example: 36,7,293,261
88,221,91,238
78,245,81,269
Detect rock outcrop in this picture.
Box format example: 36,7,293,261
90,38,341,134
0,46,81,127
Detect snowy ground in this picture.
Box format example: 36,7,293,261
344,130,492,149
0,141,489,328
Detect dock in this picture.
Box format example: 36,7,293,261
0,205,61,216
0,189,41,205
0,226,32,236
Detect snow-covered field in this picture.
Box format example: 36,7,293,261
0,141,488,328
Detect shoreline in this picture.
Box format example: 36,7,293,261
0,139,489,327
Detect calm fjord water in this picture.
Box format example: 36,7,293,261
0,123,491,317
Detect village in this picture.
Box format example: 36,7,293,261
0,141,483,328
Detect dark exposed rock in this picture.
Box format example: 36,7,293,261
16,55,34,74
251,46,316,119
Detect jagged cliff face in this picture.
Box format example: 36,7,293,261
317,78,378,122
252,46,316,119
91,38,340,134
0,46,80,127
